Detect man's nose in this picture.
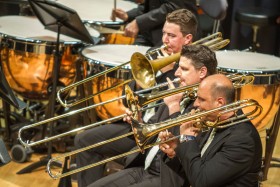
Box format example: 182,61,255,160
175,68,180,77
162,35,168,43
193,99,199,108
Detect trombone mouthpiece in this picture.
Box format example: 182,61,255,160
173,78,181,86
161,44,167,50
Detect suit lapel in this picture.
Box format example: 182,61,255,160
201,126,234,158
198,129,211,152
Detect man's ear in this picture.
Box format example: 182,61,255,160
216,97,226,107
184,34,193,45
199,66,208,79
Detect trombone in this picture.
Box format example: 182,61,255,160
17,78,179,147
18,73,254,147
47,98,262,179
57,32,229,108
125,73,254,110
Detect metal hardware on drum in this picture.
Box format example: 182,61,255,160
57,32,230,108
46,98,262,179
18,73,254,147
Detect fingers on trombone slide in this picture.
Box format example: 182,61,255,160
123,108,135,124
159,130,176,158
159,130,170,141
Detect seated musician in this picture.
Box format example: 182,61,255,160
74,9,199,187
159,74,263,187
87,44,217,187
111,0,197,46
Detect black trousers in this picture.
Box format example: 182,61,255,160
74,122,136,187
87,167,160,187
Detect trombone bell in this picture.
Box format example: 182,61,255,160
130,52,180,89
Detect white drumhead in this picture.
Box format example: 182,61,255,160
0,16,100,42
82,44,150,68
216,51,280,74
57,0,137,22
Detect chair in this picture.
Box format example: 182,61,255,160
199,0,228,33
235,7,279,52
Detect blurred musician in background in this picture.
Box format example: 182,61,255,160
111,0,197,47
159,74,262,187
0,0,33,16
74,8,198,187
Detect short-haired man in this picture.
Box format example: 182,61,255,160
89,44,218,187
159,74,262,187
111,0,197,46
74,9,198,187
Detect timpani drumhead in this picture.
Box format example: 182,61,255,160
82,44,150,120
0,16,100,43
56,0,137,23
216,51,280,76
82,44,150,68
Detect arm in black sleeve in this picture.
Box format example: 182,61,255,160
136,0,197,32
175,124,260,187
126,4,145,22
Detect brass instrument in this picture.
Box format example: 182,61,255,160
131,99,262,150
18,73,254,147
17,78,179,147
46,98,262,179
57,32,229,108
125,73,254,110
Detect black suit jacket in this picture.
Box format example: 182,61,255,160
123,95,195,170
122,66,178,168
163,119,262,187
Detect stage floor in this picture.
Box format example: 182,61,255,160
0,127,279,187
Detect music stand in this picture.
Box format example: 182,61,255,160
0,67,26,110
29,0,94,44
17,1,95,184
0,50,27,144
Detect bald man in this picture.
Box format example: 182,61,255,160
159,74,262,187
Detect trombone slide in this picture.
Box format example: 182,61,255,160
47,99,262,179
